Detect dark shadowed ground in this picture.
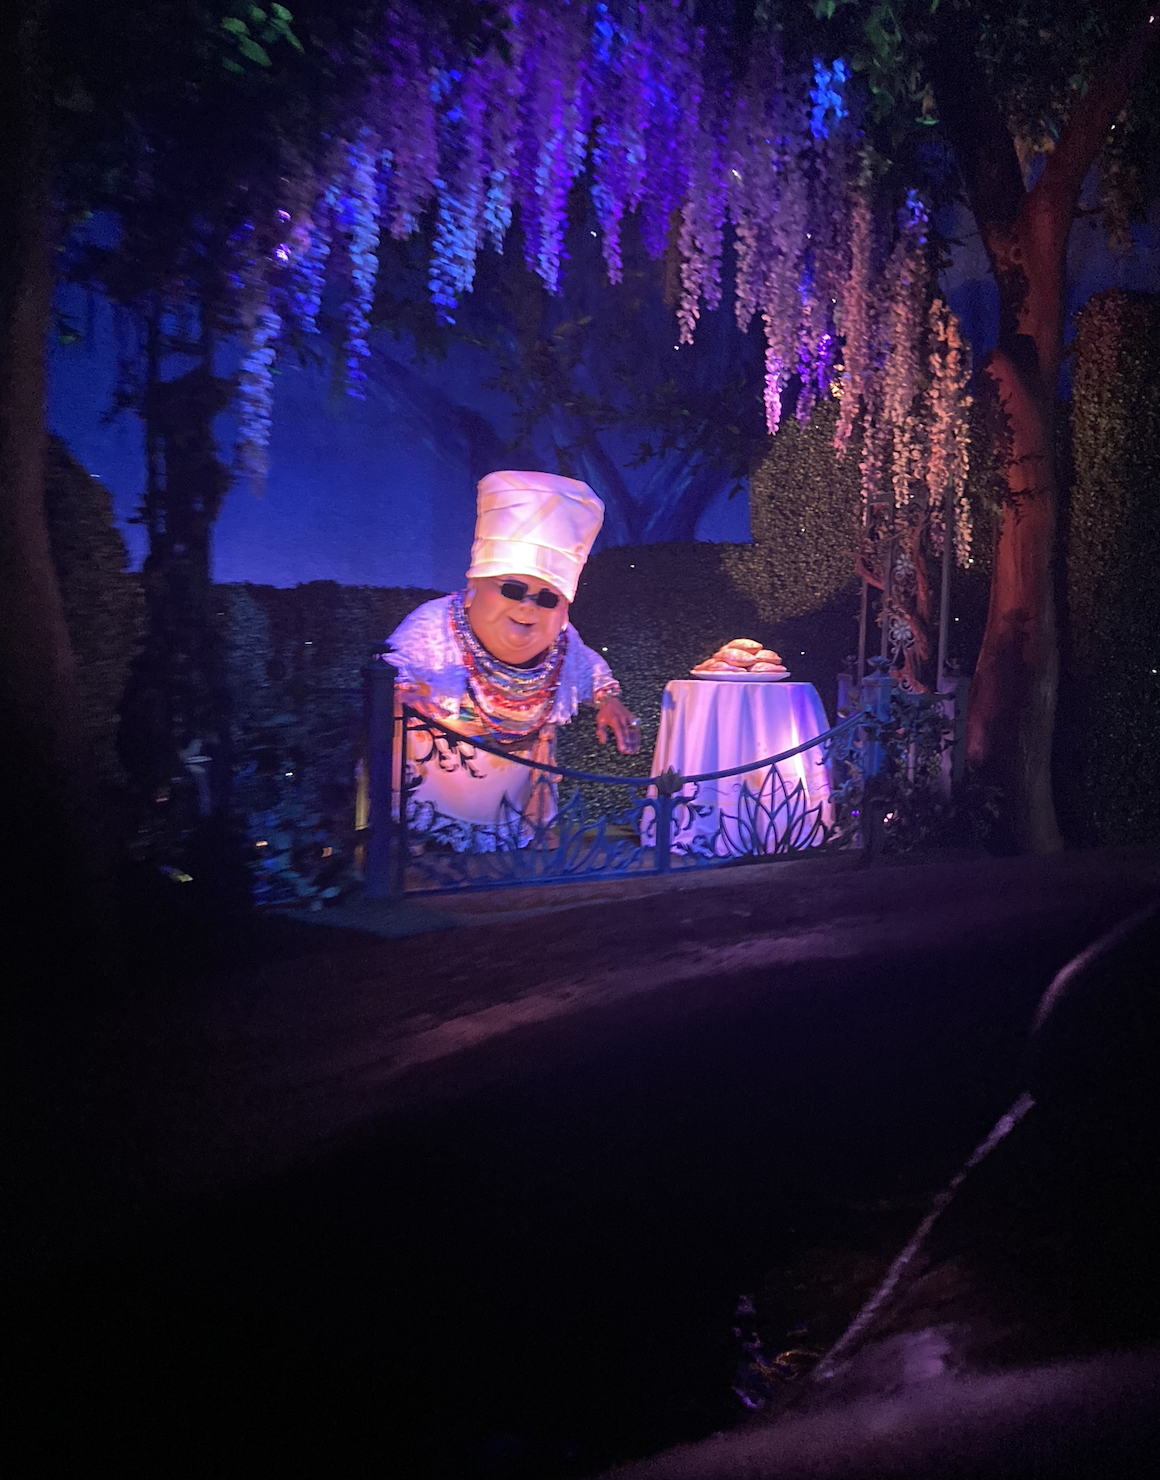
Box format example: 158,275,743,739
10,847,1160,1477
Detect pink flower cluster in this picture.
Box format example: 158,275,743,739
926,298,973,567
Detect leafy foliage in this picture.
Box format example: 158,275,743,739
1058,290,1160,845
220,4,304,73
810,0,1160,230
867,689,1000,853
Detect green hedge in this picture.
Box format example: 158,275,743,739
558,405,866,789
44,407,877,892
210,582,444,904
215,412,867,833
1057,290,1160,845
215,580,444,790
560,540,860,800
723,401,863,623
44,437,145,784
211,546,860,846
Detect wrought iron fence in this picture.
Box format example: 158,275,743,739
362,660,899,898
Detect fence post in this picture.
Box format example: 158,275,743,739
656,793,673,872
364,658,397,900
858,657,894,855
935,677,976,805
394,712,409,898
652,766,682,873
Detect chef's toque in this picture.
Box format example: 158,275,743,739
467,471,604,605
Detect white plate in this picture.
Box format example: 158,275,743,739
689,669,792,682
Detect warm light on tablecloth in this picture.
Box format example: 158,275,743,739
647,679,833,851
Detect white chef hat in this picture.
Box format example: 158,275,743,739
467,471,604,605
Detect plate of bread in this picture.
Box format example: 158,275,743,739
691,638,790,680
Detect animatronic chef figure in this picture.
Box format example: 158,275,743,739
385,471,641,841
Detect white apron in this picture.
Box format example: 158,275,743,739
401,711,556,850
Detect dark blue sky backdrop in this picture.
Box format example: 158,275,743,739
48,185,1158,592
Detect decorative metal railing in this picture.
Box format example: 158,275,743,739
362,660,894,898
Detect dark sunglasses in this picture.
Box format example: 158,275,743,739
498,580,561,610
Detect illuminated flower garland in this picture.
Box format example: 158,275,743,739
590,1,649,283
882,191,928,516
677,108,726,343
378,5,439,240
927,297,973,567
226,0,970,591
833,157,873,459
336,130,382,391
236,301,280,483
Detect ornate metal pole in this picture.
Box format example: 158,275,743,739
653,767,683,874
364,658,396,900
880,535,895,661
859,656,894,855
857,494,870,687
936,490,954,686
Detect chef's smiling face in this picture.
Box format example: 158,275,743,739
465,574,568,664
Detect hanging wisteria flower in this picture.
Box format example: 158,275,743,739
927,297,973,566
333,130,383,394
834,157,875,460
230,0,974,629
237,299,281,485
481,36,524,252
526,5,589,293
378,5,439,239
590,1,650,284
880,190,929,515
429,65,486,321
677,107,726,344
809,57,849,140
287,180,337,337
637,0,697,261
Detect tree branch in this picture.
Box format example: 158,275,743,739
928,18,1025,233
1034,11,1160,217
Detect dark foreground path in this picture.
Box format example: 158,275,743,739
12,848,1160,1477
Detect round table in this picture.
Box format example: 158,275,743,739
647,678,833,854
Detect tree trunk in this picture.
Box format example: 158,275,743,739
968,350,1062,851
120,325,232,812
934,12,1157,852
0,2,107,958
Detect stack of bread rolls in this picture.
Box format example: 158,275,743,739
692,637,788,676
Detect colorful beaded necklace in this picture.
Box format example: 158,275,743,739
450,591,568,744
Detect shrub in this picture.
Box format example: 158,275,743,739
1058,291,1160,845
561,539,861,806
214,581,442,905
44,436,145,784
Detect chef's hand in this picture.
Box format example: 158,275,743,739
596,697,642,755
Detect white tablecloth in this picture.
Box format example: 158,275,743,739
648,678,833,852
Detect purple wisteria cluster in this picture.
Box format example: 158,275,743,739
229,0,972,564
